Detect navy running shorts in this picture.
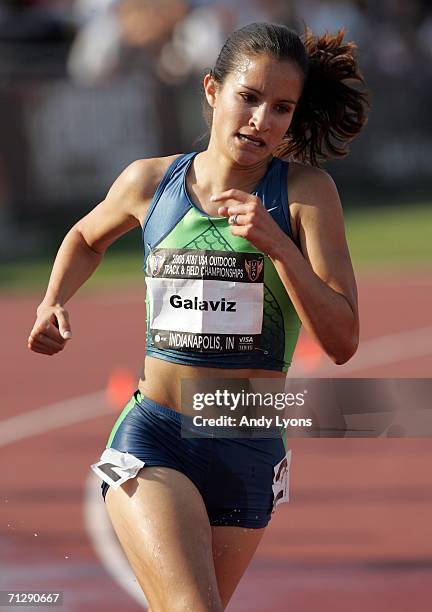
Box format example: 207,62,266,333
96,391,288,529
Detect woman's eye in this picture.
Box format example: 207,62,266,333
240,93,256,103
240,94,291,114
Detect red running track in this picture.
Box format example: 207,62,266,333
1,273,432,611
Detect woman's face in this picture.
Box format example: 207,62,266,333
205,53,304,164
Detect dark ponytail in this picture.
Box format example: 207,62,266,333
208,23,369,167
275,29,369,166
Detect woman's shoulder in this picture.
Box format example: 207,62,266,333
101,154,185,226
287,160,341,220
285,161,342,240
118,154,184,201
288,161,338,199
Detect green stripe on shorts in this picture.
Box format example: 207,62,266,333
106,393,140,448
281,426,287,450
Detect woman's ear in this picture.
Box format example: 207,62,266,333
203,73,218,108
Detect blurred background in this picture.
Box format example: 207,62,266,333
0,0,431,276
1,3,432,612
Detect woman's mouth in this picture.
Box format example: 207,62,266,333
236,133,265,147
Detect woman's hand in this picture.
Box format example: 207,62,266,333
211,190,286,256
28,304,72,356
213,165,359,365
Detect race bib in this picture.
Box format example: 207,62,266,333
272,449,292,511
146,248,264,353
91,448,144,489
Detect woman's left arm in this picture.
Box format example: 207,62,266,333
212,166,358,365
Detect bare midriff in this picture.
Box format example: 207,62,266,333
138,355,286,413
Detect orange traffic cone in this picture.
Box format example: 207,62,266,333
106,368,136,410
294,336,323,372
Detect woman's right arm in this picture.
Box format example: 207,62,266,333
28,157,170,355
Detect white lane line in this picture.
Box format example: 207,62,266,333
0,391,107,448
0,390,147,608
84,472,148,608
291,325,432,377
335,326,432,374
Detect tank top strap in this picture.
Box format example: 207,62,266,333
255,157,295,242
143,152,194,232
143,152,196,262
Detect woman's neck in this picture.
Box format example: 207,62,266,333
194,144,272,197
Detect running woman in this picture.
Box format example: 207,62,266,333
28,23,368,612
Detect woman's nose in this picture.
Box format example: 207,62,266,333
249,104,271,131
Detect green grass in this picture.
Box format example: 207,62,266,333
345,204,432,270
0,250,144,293
1,204,431,292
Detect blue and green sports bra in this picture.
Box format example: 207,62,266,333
143,152,301,372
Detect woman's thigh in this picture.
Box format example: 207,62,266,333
105,466,223,612
211,525,266,609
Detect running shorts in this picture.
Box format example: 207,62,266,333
95,391,290,529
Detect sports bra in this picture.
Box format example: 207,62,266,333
143,152,301,372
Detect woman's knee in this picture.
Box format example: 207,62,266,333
212,526,266,608
104,467,223,611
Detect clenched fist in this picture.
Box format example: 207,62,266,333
28,304,72,356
